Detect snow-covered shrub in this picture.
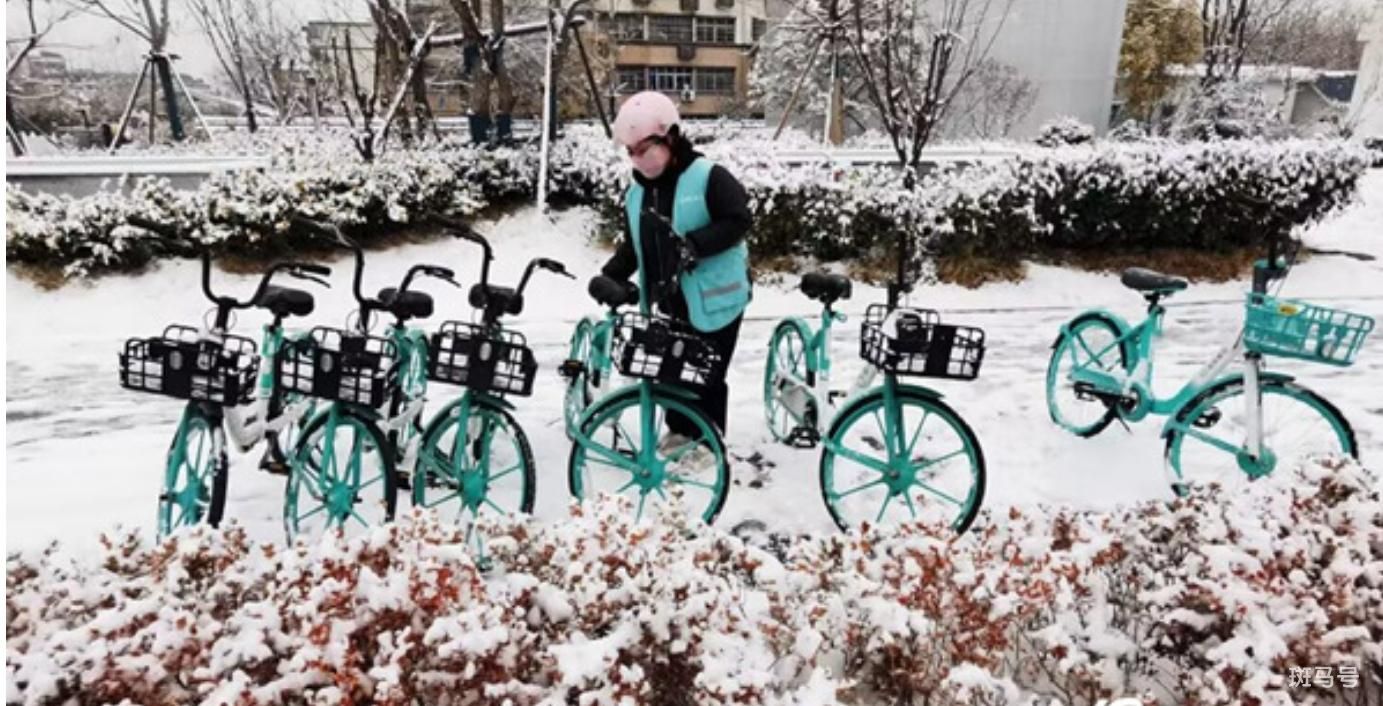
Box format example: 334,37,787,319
8,457,1381,706
1035,117,1097,147
5,128,1369,281
1171,81,1288,141
1107,119,1150,143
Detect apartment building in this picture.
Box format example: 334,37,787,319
595,0,770,116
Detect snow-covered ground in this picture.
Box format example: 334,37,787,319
8,173,1383,555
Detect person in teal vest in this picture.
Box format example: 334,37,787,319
602,91,753,447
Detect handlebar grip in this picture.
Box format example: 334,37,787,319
426,265,456,280
297,263,332,277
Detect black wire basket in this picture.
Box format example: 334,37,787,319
118,325,259,405
276,327,399,408
427,321,537,396
613,312,723,386
860,304,985,380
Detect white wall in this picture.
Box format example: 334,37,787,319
1349,3,1383,139
983,0,1130,136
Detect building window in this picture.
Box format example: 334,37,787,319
694,67,736,95
616,66,646,93
752,18,767,42
608,13,645,41
694,16,736,44
647,15,694,43
648,66,693,92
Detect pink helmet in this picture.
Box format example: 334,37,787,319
612,91,681,147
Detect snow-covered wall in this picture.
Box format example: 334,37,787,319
987,0,1130,136
1349,3,1383,139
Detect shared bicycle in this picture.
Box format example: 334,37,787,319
411,216,572,553
561,242,732,524
762,272,988,533
277,217,460,541
118,217,331,536
1046,237,1374,494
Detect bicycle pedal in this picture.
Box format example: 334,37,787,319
1193,407,1222,429
827,390,847,403
786,426,820,448
259,459,290,476
860,435,885,453
557,359,585,380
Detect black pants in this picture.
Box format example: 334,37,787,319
664,311,742,437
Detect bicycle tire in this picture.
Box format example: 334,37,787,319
1046,311,1131,438
158,402,228,537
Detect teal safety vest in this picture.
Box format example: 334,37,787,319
625,157,751,332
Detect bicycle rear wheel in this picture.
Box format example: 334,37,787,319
284,407,397,542
158,403,228,537
820,387,985,533
764,320,816,444
1165,378,1356,496
1046,312,1130,437
563,319,601,439
568,386,729,524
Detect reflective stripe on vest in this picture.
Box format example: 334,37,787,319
625,157,750,333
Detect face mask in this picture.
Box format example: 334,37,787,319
630,142,672,179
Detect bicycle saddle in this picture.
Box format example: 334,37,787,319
377,287,434,320
801,272,852,304
1120,268,1188,294
589,275,640,309
470,283,524,317
255,285,315,318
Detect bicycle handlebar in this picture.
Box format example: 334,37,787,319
517,257,575,296
430,214,492,288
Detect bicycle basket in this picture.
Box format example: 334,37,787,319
276,327,399,407
119,325,259,405
1244,294,1375,366
860,304,986,380
613,313,723,386
428,321,537,396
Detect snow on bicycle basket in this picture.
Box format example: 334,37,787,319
860,304,986,380
427,321,537,396
1244,294,1375,366
276,327,399,408
119,325,259,405
613,313,723,386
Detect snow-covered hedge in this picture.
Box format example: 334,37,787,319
5,128,1369,280
8,457,1381,706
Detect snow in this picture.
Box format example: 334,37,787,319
6,166,1383,555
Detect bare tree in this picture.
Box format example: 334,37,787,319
1199,0,1293,85
184,0,260,130
1245,0,1366,70
841,0,1014,172
7,0,77,79
72,0,188,140
448,0,517,142
943,57,1035,139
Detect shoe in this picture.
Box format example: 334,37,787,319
656,432,693,455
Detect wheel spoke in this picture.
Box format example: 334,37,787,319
831,477,886,500
422,490,460,508
482,497,506,515
913,448,968,473
668,474,716,491
662,437,702,464
1178,425,1243,457
297,501,329,523
825,440,891,474
905,410,931,459
912,480,964,507
875,492,894,524
488,463,522,483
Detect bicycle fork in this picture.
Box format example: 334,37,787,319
1243,354,1264,460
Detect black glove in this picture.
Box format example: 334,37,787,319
673,236,699,274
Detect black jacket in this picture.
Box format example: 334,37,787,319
601,142,752,315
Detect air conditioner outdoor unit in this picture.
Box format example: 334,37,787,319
715,0,734,9
677,44,696,61
680,0,698,12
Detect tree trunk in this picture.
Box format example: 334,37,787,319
153,55,186,140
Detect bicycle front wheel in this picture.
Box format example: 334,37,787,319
158,404,228,537
820,387,985,533
414,398,536,546
764,320,816,444
568,386,729,524
1165,378,1356,496
284,408,397,542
